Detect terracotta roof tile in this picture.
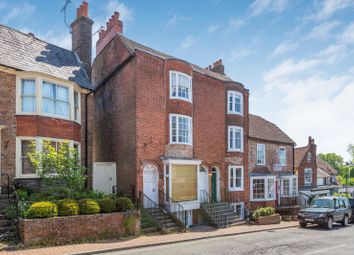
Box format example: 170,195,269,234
317,158,338,175
249,114,295,144
294,146,308,168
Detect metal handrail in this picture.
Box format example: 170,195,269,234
158,190,187,230
138,191,169,231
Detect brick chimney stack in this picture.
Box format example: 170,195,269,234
96,12,123,56
209,59,225,75
71,1,93,78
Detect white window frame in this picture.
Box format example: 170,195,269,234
278,147,286,166
280,176,298,197
304,168,312,185
42,81,70,119
227,90,243,115
250,176,276,201
16,75,82,124
169,114,193,146
16,136,81,178
230,202,245,219
169,71,192,103
256,144,266,165
20,79,36,113
228,166,244,191
228,126,243,152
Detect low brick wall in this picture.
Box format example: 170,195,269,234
255,214,281,225
19,210,140,246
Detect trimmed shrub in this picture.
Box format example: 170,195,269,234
57,199,79,216
16,189,29,201
79,199,100,215
116,197,134,212
27,201,58,219
98,198,116,213
252,207,276,220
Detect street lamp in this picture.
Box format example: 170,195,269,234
345,162,353,196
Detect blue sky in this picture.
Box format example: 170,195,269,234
1,0,354,159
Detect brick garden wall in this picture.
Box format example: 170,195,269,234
19,211,140,246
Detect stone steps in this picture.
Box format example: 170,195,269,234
143,207,181,233
201,202,245,228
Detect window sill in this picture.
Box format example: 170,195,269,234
227,149,243,153
170,142,193,146
170,96,192,104
16,113,81,125
227,112,243,116
229,188,244,192
250,198,276,202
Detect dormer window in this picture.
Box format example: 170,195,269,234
307,152,312,162
227,90,243,115
170,71,192,102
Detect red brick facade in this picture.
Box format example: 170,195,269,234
92,27,249,206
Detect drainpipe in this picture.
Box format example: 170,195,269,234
0,125,5,194
84,91,93,188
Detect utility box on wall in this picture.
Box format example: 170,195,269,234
93,162,117,194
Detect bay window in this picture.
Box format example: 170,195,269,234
17,77,81,123
20,139,36,175
227,90,243,115
170,114,192,145
256,144,266,165
21,80,36,112
228,166,243,191
250,176,276,201
170,71,192,102
228,126,243,152
280,176,298,197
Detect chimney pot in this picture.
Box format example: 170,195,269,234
210,58,225,75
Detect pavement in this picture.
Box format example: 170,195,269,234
102,223,354,255
0,221,298,255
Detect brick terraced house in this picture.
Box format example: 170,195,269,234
248,114,298,212
92,10,249,227
0,2,94,191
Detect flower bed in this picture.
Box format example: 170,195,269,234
19,210,140,246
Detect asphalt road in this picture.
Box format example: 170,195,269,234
99,224,354,255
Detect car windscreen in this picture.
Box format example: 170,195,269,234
310,199,334,208
349,199,354,207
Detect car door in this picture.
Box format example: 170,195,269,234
334,199,342,221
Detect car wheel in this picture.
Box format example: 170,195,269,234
326,217,333,230
299,222,307,228
342,215,349,227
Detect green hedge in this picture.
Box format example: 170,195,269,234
27,201,58,219
98,198,116,213
57,199,79,216
116,197,134,212
79,199,100,215
252,207,276,220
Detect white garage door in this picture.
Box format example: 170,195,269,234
93,162,117,194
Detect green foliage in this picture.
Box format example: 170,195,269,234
116,197,134,212
123,215,138,235
4,204,17,220
27,141,86,199
73,190,110,200
27,201,58,219
252,207,276,220
318,153,344,170
333,192,352,198
57,199,79,216
141,210,158,229
19,201,32,218
16,189,29,201
98,198,116,213
348,144,354,162
78,199,100,215
28,192,56,201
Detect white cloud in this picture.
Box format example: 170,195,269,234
180,36,196,50
339,22,354,44
230,47,256,61
208,24,219,34
269,41,297,58
164,14,190,30
1,2,35,24
249,0,290,17
105,0,133,22
306,20,342,40
306,0,354,21
264,58,320,82
229,17,247,29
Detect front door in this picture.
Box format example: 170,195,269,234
199,167,209,202
211,171,217,202
143,165,158,208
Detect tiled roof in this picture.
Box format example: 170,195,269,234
317,158,338,175
249,114,295,144
294,146,308,168
117,33,235,82
0,25,93,90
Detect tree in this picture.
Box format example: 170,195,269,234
318,153,344,170
348,144,354,163
27,141,86,198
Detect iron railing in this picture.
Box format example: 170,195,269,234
0,173,19,241
158,190,187,230
138,191,169,231
278,193,299,207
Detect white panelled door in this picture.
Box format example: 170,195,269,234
93,162,116,194
143,165,158,208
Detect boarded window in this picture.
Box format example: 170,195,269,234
171,165,197,201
